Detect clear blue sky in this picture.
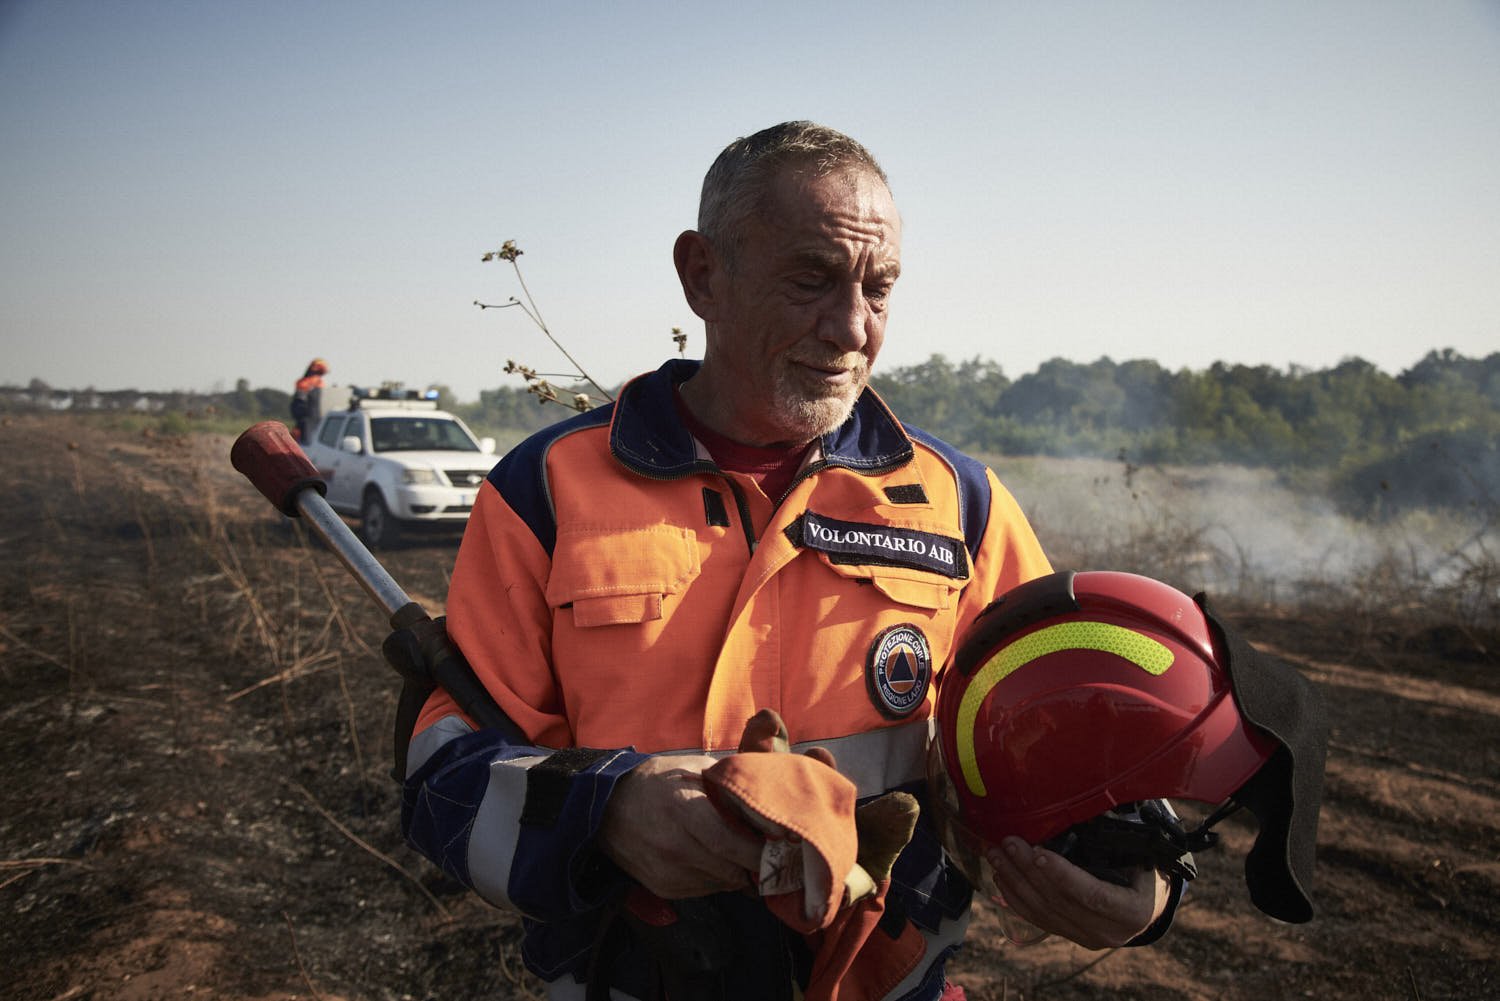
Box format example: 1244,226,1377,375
3,1,1497,402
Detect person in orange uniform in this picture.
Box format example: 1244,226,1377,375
401,123,1177,1000
290,358,329,443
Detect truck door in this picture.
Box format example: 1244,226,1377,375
320,413,365,511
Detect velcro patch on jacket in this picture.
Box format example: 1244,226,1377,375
702,487,730,527
883,484,928,505
520,747,610,828
792,511,968,579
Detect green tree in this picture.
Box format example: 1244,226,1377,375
233,377,256,416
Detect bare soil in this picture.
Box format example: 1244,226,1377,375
1,413,1495,1001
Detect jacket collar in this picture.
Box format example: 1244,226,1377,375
609,359,914,478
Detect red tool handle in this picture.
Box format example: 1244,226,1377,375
230,420,417,623
230,420,330,517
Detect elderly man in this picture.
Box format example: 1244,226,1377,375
402,122,1173,1001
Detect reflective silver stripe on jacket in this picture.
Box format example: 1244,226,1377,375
790,717,934,797
406,714,935,914
406,714,545,912
649,717,933,797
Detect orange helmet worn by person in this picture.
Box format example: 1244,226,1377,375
928,570,1326,924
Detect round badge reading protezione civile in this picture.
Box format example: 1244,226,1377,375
867,623,932,719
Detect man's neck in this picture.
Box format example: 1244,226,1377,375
676,371,814,450
673,386,813,500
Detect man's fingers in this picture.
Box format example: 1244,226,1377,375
640,848,752,899
986,838,1160,949
802,746,837,768
986,841,1088,939
674,802,763,891
599,755,761,899
666,764,764,872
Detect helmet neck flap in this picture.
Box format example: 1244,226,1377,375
1197,597,1328,924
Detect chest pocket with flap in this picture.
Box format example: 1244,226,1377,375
813,553,967,611
545,524,702,627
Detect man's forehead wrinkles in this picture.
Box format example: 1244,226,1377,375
751,168,901,278
817,208,893,239
784,242,900,273
799,218,899,258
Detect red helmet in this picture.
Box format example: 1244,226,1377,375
929,570,1278,888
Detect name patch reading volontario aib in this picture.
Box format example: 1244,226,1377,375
796,511,968,579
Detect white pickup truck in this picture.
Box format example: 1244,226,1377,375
301,389,499,547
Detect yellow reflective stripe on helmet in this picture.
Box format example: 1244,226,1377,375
956,622,1175,797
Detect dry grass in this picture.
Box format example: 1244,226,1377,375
3,414,1496,1000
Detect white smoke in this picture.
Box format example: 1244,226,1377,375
996,455,1498,624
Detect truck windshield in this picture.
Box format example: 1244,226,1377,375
370,416,479,453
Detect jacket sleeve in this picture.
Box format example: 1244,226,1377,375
954,467,1053,632
401,479,649,921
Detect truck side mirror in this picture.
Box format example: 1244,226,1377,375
340,435,364,455
480,437,496,455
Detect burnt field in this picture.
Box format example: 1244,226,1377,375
1,413,1496,1000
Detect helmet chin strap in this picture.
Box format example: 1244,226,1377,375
1046,795,1271,893
1186,798,1244,846
1045,798,1232,887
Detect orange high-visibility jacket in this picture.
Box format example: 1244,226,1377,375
403,359,1052,1000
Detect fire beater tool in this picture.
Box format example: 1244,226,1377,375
229,420,521,773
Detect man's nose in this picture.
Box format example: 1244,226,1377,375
819,284,871,352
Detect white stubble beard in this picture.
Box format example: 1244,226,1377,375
768,355,869,442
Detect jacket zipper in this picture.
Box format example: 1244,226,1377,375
720,474,758,554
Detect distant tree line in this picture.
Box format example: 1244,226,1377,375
870,350,1489,462
0,376,292,420
446,348,1498,517
867,349,1499,517
12,350,1496,517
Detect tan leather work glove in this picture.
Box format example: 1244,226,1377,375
703,709,923,1000
702,708,924,996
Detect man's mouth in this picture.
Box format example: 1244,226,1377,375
794,358,864,384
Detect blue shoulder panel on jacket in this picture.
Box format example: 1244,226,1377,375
901,425,992,562
486,404,614,558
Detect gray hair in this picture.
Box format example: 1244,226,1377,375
697,121,890,269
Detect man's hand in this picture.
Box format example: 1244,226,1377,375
986,837,1170,949
598,754,764,899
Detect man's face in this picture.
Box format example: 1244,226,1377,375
705,167,901,445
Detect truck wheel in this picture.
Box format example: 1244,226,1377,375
360,491,400,549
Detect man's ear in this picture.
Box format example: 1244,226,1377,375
673,230,720,321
